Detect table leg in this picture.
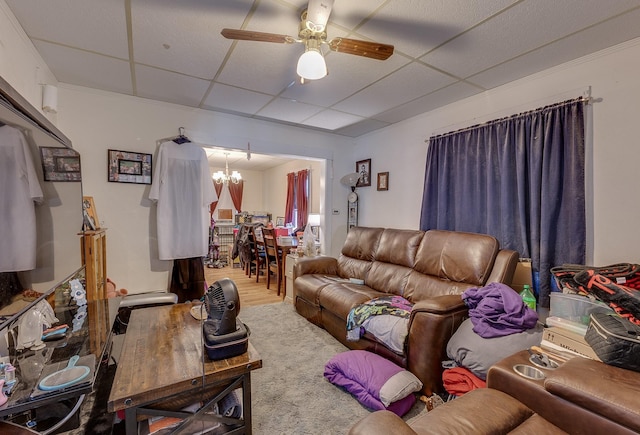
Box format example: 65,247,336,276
243,373,252,434
125,407,137,435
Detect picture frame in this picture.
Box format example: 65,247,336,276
82,196,100,231
40,147,82,182
356,158,371,187
108,149,152,184
377,172,389,191
275,216,285,227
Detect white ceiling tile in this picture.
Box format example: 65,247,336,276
354,0,518,58
468,7,640,89
334,118,391,137
328,1,388,30
6,0,128,58
301,110,366,130
333,62,456,117
135,65,211,107
373,81,483,123
256,97,323,123
131,0,248,80
422,0,640,78
202,83,274,114
33,41,132,95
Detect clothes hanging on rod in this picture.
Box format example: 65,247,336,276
149,135,217,260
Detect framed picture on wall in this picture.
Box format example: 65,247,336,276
40,147,82,182
108,149,152,184
377,172,389,191
356,158,371,187
276,216,285,227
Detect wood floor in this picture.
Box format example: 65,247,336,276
203,261,285,308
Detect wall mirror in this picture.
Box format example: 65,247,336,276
0,76,83,331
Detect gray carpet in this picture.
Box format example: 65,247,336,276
239,302,426,435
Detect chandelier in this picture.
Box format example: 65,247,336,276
212,153,242,185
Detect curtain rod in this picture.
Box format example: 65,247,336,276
425,95,595,143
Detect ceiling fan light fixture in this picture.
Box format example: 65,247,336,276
297,47,327,80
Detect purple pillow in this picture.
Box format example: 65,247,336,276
324,350,417,416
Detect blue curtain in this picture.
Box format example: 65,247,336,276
420,98,586,307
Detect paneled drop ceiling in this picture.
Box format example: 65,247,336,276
6,0,640,141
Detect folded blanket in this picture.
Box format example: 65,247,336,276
462,282,538,338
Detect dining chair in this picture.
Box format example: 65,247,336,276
249,225,267,282
262,228,283,296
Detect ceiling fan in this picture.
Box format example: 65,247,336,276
221,0,394,81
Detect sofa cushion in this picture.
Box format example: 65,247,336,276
374,229,423,267
340,227,385,261
337,256,374,281
295,275,340,305
324,350,420,416
319,284,385,319
413,230,499,286
404,271,477,302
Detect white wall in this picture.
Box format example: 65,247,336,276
56,85,352,293
0,1,57,121
354,38,640,266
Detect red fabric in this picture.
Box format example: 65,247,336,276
284,172,296,225
228,180,243,213
209,182,224,215
296,169,309,227
442,367,487,396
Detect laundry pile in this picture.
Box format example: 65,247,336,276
442,282,542,397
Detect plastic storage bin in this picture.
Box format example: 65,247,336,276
549,292,613,325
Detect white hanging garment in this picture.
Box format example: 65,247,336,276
149,141,217,260
0,125,43,272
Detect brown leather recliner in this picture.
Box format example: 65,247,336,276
293,227,518,395
349,351,640,434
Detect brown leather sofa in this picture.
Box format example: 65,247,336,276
349,350,640,434
293,227,518,395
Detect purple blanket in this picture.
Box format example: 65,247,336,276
462,282,538,338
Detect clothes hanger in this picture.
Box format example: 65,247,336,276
173,127,191,144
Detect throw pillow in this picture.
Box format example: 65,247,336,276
324,350,421,416
447,318,543,380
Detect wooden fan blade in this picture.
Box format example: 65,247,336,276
221,28,294,44
328,37,394,60
306,0,334,29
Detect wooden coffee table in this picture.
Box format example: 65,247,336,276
108,303,262,434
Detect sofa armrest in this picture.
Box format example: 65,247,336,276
544,357,640,433
293,255,338,277
348,410,417,435
407,295,469,395
486,249,519,284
